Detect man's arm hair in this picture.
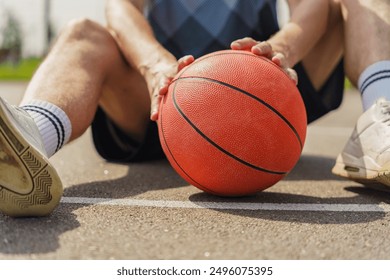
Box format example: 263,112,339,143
105,0,175,75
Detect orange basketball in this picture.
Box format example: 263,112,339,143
158,50,307,196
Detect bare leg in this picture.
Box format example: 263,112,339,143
331,0,390,186
288,0,344,90
0,19,152,217
21,18,151,142
292,0,390,88
340,0,390,86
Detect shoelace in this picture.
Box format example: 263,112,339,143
381,102,390,125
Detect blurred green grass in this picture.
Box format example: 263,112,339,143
0,58,41,81
344,78,354,90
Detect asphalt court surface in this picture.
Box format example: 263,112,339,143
0,82,390,259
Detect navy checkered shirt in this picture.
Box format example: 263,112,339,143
145,0,279,59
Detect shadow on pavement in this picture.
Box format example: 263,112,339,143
0,155,386,255
63,159,186,198
286,154,342,181
189,185,390,225
0,205,80,255
0,160,185,255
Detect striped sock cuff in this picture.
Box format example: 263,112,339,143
358,61,390,111
358,61,390,95
22,100,72,157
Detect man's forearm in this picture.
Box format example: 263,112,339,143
268,0,329,67
105,0,176,75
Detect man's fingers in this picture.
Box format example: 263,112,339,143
286,68,298,85
178,55,194,72
150,94,163,121
251,41,273,58
231,38,274,60
271,52,286,67
231,37,258,50
150,55,194,121
158,79,172,96
151,78,171,121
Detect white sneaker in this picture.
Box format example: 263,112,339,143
332,98,390,189
0,97,62,217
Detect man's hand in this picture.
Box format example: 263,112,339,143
231,37,298,85
149,55,194,121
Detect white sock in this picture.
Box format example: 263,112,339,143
358,60,390,111
21,100,72,157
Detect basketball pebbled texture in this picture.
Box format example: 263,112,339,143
158,50,307,196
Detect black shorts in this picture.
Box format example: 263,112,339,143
91,109,165,162
91,60,345,163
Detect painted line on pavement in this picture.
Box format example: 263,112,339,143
61,197,390,212
307,126,353,136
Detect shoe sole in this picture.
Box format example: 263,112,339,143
0,101,63,217
332,160,390,191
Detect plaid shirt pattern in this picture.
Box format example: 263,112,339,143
145,0,278,59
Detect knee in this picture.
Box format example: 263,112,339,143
61,18,112,45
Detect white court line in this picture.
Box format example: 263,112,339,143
60,197,390,212
307,126,353,136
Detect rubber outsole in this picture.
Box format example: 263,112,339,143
332,161,390,192
0,101,63,217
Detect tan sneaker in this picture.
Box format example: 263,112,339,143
332,98,390,189
0,97,63,217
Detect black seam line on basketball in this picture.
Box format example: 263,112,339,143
159,90,211,193
360,74,390,95
171,84,287,175
22,106,62,152
173,76,303,151
359,70,390,93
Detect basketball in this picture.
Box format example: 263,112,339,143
158,50,307,196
